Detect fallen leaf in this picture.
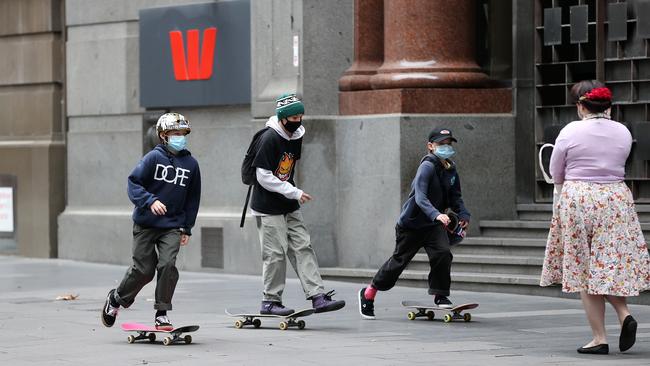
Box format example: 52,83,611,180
55,294,79,301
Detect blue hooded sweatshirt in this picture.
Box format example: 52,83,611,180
397,154,470,230
127,145,201,235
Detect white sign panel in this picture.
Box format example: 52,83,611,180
0,187,14,232
293,35,299,67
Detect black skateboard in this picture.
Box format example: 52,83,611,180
401,301,478,322
225,308,315,330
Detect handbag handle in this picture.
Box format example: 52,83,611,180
538,143,554,184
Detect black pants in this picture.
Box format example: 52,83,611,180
114,224,181,311
372,224,452,296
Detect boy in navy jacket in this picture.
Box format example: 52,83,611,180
358,128,470,319
101,113,201,330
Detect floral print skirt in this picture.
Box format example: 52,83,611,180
540,181,650,296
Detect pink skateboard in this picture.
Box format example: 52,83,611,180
121,323,199,345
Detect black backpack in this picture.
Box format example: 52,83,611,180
240,127,270,227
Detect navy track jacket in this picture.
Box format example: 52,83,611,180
397,154,470,230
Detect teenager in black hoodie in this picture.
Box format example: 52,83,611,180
251,94,345,315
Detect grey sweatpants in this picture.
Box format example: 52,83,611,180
114,223,181,311
256,211,325,302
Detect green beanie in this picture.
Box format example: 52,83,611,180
276,93,305,120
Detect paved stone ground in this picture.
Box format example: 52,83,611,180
0,255,649,365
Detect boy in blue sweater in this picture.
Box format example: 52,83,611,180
101,113,201,330
358,128,470,319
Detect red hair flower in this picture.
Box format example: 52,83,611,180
579,87,612,101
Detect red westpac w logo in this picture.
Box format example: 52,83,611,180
169,27,218,81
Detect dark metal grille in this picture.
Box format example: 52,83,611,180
535,0,650,202
201,227,224,269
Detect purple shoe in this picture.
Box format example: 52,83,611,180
260,301,294,316
311,290,345,313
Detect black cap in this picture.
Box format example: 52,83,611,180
428,128,457,143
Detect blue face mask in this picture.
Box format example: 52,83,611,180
434,144,455,159
167,135,187,152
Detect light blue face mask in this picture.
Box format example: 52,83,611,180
434,144,455,159
167,135,187,152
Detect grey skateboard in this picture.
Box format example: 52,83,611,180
401,301,478,322
225,308,315,330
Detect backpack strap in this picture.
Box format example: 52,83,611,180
421,155,444,182
421,154,452,212
240,185,253,228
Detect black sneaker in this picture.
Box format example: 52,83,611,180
260,301,295,316
155,315,173,331
434,295,453,309
358,288,375,320
101,289,119,327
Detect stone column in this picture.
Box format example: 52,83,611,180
338,0,383,91
339,0,511,114
371,0,488,89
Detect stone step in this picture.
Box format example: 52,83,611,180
630,205,650,222
461,236,547,247
454,236,547,256
407,253,543,275
479,220,551,238
452,271,541,286
516,204,552,221
480,220,650,240
319,267,650,305
517,203,650,222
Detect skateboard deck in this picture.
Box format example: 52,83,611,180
121,323,199,345
225,308,315,330
401,301,478,322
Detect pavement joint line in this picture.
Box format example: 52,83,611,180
518,323,650,334
477,309,585,318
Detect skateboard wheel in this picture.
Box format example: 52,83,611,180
163,337,172,346
127,335,135,344
463,313,471,322
407,311,417,320
279,321,288,330
184,335,192,344
253,319,262,328
443,314,452,323
234,320,244,329
297,320,306,330
148,333,156,342
426,311,435,320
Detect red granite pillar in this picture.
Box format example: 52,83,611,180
339,0,383,91
371,0,488,89
339,0,511,114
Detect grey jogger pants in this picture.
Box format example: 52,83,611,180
114,223,181,311
256,211,325,302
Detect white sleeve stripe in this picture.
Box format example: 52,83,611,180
256,168,303,200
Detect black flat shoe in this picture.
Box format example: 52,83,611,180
577,344,609,354
619,315,637,352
